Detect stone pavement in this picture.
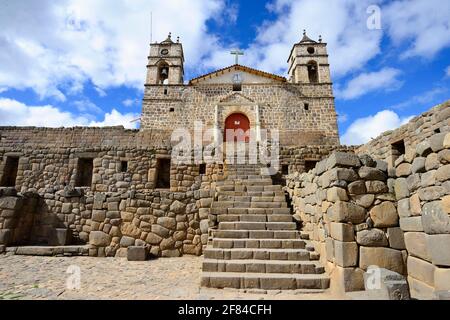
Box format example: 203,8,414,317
0,254,340,300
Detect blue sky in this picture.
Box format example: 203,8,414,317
0,0,449,145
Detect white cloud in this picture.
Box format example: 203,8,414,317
89,109,139,129
0,98,138,129
336,68,402,100
235,0,384,77
73,99,103,114
341,110,414,145
122,98,140,107
389,86,449,110
383,0,450,59
0,0,230,100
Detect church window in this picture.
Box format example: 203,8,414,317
1,156,19,187
233,83,242,91
307,47,315,54
307,61,319,83
75,158,93,187
169,108,175,113
304,103,310,111
156,158,171,189
164,88,168,95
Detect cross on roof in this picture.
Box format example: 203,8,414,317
230,49,244,65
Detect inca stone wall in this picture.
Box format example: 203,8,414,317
286,152,406,294
357,100,450,167
393,132,450,299
142,83,339,146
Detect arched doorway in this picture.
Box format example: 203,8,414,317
224,113,250,143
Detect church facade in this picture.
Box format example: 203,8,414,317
141,32,340,147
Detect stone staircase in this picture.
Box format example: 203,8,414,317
201,162,330,291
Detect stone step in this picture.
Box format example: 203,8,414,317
203,259,324,274
226,175,272,180
211,208,291,215
212,230,300,239
10,245,90,256
212,238,306,249
204,248,311,261
217,214,293,223
211,201,287,209
201,272,330,290
218,222,297,231
217,191,285,197
215,195,286,203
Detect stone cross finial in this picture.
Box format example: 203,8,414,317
168,32,172,39
177,36,180,43
303,29,306,36
230,49,244,65
319,35,322,43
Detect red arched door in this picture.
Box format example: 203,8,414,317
224,113,250,143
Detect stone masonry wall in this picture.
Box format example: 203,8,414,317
286,152,407,294
357,100,450,167
393,132,450,299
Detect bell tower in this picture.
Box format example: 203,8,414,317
146,33,184,85
287,30,331,84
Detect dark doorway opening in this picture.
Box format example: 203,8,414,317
156,158,171,189
75,158,93,187
1,156,19,187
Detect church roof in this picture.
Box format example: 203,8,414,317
299,30,317,44
189,64,287,85
161,32,174,44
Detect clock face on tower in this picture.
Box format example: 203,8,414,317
161,49,169,56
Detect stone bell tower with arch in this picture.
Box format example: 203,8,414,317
145,33,184,85
287,30,332,85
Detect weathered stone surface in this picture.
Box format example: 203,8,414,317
145,232,162,245
418,186,446,201
157,217,177,230
0,197,21,210
170,200,186,214
429,132,447,152
439,149,450,164
334,241,358,267
327,187,349,202
410,194,421,215
400,217,424,232
366,181,389,194
370,202,398,228
359,155,377,168
387,227,406,250
330,222,354,242
436,164,450,182
411,157,426,173
359,167,386,180
327,152,361,169
92,210,106,222
422,201,450,234
127,246,147,261
119,236,135,247
443,195,450,214
394,178,409,200
331,266,365,293
416,141,432,157
359,247,405,275
356,228,388,247
425,153,440,171
404,232,431,261
89,231,111,247
444,132,450,149
151,224,170,238
434,268,450,291
348,181,366,195
426,234,450,267
407,256,436,287
397,198,411,218
408,276,434,300
396,163,412,177
328,202,366,224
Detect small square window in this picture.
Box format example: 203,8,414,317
282,165,289,175
434,128,441,134
199,163,206,175
120,161,128,173
304,103,310,111
164,88,168,95
233,83,242,92
169,108,175,113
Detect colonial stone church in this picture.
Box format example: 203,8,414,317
0,31,448,299
141,32,339,147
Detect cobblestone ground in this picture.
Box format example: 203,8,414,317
0,254,339,300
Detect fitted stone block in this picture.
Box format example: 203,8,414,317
330,222,354,242
359,247,405,275
404,232,431,262
407,256,436,287
334,241,358,267
426,234,450,266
